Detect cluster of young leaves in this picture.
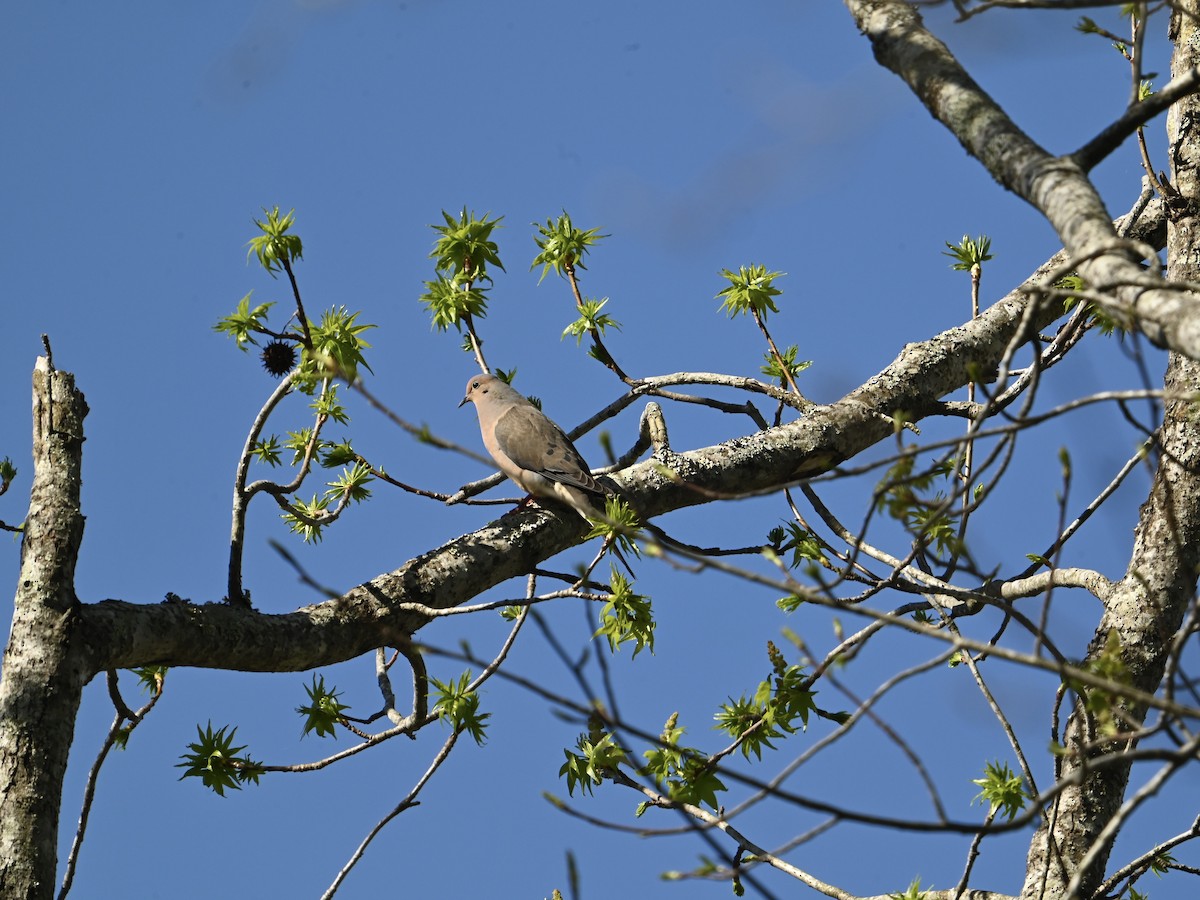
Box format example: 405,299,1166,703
971,759,1030,821
943,233,993,274
215,209,376,386
532,212,607,282
0,457,15,495
889,878,929,900
252,395,357,470
421,274,489,333
593,567,655,657
297,674,350,739
246,206,304,276
640,712,727,812
560,716,628,799
560,645,827,813
176,722,264,797
130,665,168,695
431,670,490,745
282,461,373,543
215,240,378,544
716,264,785,319
582,496,643,562
714,642,818,761
301,307,375,386
420,208,503,333
532,212,624,367
768,521,829,573
876,453,962,557
1069,628,1131,738
214,293,277,351
761,344,810,386
1144,851,1177,885
562,298,620,345
1058,273,1124,335
431,208,504,280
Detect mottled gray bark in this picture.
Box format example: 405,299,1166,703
844,0,1200,360
0,361,91,899
1016,3,1200,897
1018,350,1200,897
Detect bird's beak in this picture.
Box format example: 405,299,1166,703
458,395,470,408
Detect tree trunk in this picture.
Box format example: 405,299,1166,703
0,361,91,900
1019,8,1200,896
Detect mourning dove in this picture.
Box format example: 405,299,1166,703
459,373,609,521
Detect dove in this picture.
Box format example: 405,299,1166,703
459,373,608,520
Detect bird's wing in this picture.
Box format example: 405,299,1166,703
493,405,602,494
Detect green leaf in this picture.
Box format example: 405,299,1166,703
1068,628,1130,737
176,722,263,797
283,493,331,543
642,713,687,784
943,234,992,271
560,728,626,797
531,211,607,282
301,307,375,384
715,264,785,319
430,208,504,283
324,462,374,504
310,382,350,425
1059,272,1123,335
296,674,350,739
284,428,314,466
319,439,358,468
130,666,168,696
562,297,622,344
638,715,727,809
250,435,283,467
1149,850,1176,876
782,521,827,569
666,757,727,811
0,456,18,488
246,206,303,277
582,496,642,559
761,344,811,384
775,593,806,613
889,877,928,900
419,274,489,331
714,646,815,760
214,292,275,350
971,760,1029,821
594,567,655,657
431,670,490,745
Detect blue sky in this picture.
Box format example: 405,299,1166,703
2,2,1194,898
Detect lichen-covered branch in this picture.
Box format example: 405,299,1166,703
845,0,1200,359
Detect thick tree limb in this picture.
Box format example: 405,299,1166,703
1071,66,1200,171
845,0,1200,359
74,198,1165,676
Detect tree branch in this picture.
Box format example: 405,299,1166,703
846,0,1200,359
